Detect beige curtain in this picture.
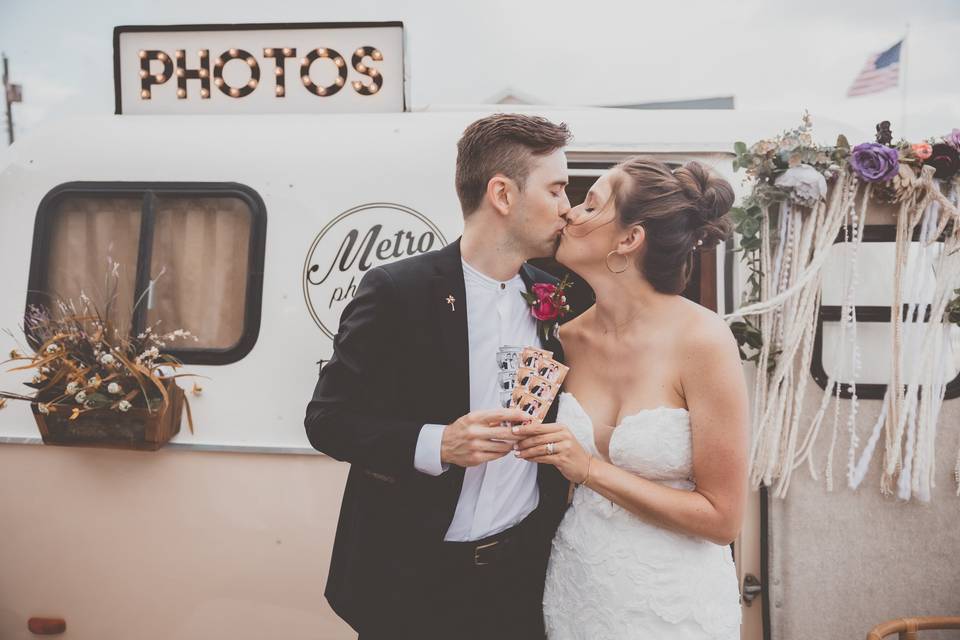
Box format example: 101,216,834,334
45,196,143,338
147,196,252,350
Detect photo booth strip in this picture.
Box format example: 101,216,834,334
520,347,552,370
508,349,566,422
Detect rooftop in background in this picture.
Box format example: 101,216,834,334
487,87,735,110
603,96,735,110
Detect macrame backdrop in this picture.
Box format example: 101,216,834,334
728,165,960,501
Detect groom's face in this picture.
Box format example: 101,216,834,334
509,149,571,259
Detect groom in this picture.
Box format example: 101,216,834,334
304,113,574,640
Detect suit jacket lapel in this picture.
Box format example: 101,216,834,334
430,239,470,420
519,264,570,505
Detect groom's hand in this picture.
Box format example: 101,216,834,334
440,409,529,467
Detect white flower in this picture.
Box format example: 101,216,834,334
66,381,78,395
118,400,131,412
100,353,115,366
45,343,60,354
75,391,87,403
774,164,828,206
139,347,160,360
37,403,50,415
107,382,121,395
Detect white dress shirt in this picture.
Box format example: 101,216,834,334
414,258,541,541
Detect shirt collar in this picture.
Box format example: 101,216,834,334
461,258,525,292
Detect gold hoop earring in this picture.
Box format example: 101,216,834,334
605,251,629,274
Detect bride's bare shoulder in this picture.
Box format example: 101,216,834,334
674,298,739,359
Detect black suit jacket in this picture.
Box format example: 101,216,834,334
304,239,569,633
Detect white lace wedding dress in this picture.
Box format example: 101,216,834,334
543,392,741,639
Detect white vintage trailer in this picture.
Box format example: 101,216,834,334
1,96,957,640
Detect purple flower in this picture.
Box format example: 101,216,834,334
849,143,901,183
945,128,960,150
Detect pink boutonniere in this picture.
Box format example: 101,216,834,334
521,275,573,342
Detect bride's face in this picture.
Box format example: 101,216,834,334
556,169,628,275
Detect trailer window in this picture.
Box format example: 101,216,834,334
27,183,266,365
811,226,960,400
43,195,143,337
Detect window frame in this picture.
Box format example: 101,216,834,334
810,224,960,400
26,181,267,365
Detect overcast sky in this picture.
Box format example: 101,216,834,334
1,0,958,142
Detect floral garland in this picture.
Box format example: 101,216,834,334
731,115,960,359
727,114,960,501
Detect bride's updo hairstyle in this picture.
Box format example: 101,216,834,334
612,157,734,294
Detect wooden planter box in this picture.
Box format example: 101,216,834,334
31,380,185,451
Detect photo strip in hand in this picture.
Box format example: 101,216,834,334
496,346,568,423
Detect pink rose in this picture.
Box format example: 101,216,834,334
531,283,557,298
912,143,933,160
532,297,560,321
530,283,560,321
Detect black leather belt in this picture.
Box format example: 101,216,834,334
440,512,540,568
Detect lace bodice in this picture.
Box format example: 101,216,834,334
542,393,741,640
560,392,695,487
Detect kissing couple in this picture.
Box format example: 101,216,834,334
305,113,749,640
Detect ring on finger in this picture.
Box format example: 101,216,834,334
545,442,556,455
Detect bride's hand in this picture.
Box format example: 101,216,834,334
512,422,590,484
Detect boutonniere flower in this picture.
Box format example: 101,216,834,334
521,275,573,342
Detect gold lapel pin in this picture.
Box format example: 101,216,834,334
445,295,456,312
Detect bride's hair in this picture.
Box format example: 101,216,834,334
612,156,734,294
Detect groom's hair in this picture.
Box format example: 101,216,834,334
455,113,571,216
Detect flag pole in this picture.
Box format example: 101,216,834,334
901,24,909,138
2,52,13,145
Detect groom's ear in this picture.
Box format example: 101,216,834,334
486,174,515,217
619,223,646,254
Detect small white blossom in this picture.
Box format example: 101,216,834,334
37,403,50,415
139,346,160,361
100,353,115,366
774,164,828,206
45,343,60,354
118,400,131,412
107,382,121,395
75,391,87,403
66,381,78,395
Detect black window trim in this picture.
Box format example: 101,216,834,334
26,181,267,366
811,223,960,400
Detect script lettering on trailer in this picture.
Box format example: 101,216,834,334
303,203,446,339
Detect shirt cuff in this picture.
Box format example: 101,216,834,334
414,423,450,476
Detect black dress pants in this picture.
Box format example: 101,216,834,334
359,513,552,640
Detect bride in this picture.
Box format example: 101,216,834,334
513,157,748,639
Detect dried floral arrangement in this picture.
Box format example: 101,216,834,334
0,261,197,432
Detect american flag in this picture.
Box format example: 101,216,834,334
847,40,902,97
